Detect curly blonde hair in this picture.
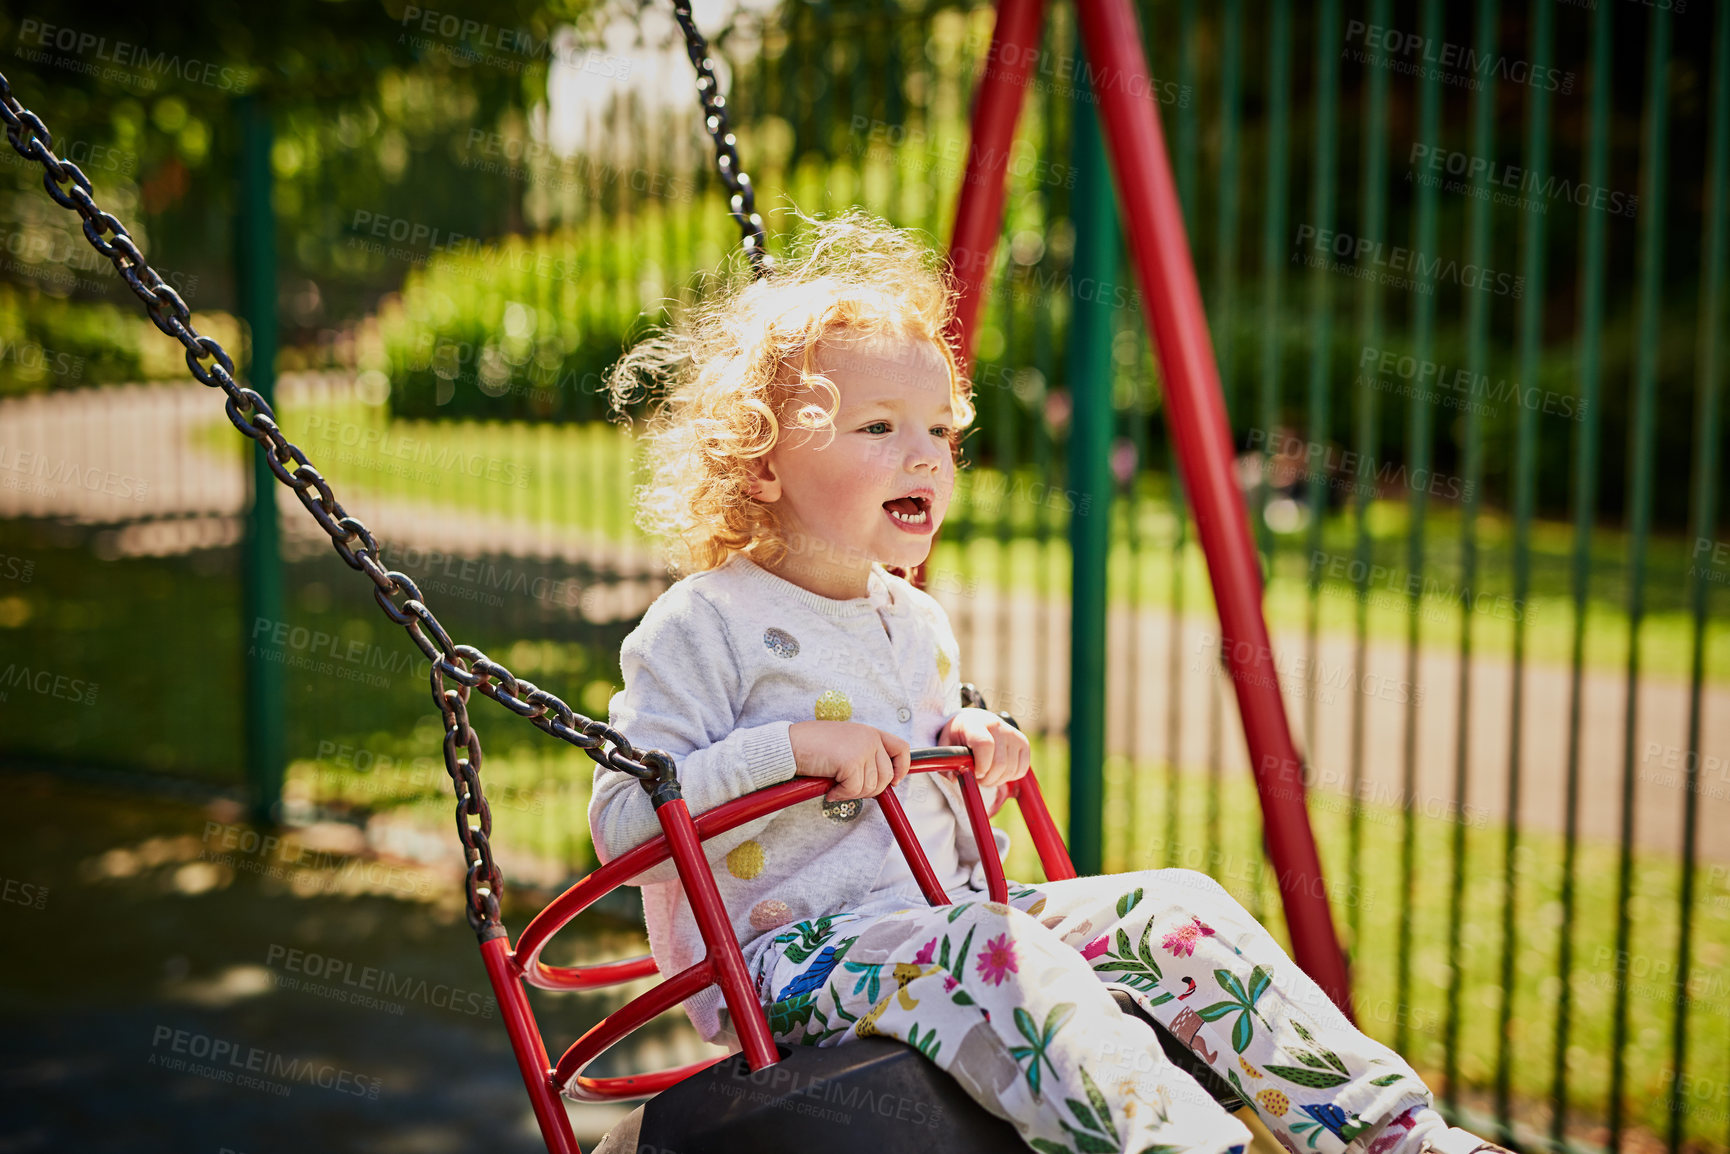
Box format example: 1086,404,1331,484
607,210,977,574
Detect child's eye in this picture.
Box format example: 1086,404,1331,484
863,421,891,434
929,425,951,438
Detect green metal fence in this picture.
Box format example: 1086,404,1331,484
1,2,1726,1151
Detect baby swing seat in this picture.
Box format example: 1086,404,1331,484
492,691,1243,1153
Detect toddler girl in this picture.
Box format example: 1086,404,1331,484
590,213,1500,1154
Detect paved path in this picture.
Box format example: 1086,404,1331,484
939,584,1730,861
4,380,1725,859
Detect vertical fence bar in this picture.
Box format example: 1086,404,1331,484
1126,322,1149,860
1207,0,1243,906
1166,443,1188,870
1497,0,1551,1136
1671,16,1729,1154
1610,9,1671,1149
1446,0,1498,1112
1550,1,1613,1146
1396,0,1443,1060
1256,0,1291,568
238,91,285,825
1302,0,1340,763
1173,0,1197,220
1065,71,1116,877
1163,0,1200,869
1033,6,1061,758
1348,0,1391,965
994,237,1018,787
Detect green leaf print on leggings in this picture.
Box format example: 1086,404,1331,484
766,992,816,1038
774,916,843,965
907,1022,941,1061
1290,1019,1350,1076
1008,1002,1076,1101
937,924,978,1007
1090,921,1173,1001
1054,1066,1123,1152
1260,1064,1351,1089
1196,964,1273,1054
843,959,883,1005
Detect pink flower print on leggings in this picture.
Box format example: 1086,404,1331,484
1162,916,1216,957
976,933,1019,985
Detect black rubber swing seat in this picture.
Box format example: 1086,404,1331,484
592,989,1244,1153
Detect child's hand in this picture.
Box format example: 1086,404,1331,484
939,708,1032,790
789,721,912,802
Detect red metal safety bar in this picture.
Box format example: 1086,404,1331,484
938,0,1354,1017
475,749,1075,1154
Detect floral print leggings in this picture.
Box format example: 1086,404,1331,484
749,868,1432,1154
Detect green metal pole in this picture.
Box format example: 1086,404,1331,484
1066,72,1117,877
238,92,284,825
1449,0,1499,1116
1348,0,1391,970
1498,0,1551,1135
1256,0,1291,568
1396,0,1443,1061
1551,5,1613,1146
1302,0,1339,760
1611,10,1671,1149
1670,15,1729,1154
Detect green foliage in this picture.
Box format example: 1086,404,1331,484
377,224,697,422
0,286,141,393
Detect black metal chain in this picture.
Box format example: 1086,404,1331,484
671,1,771,277
0,71,679,936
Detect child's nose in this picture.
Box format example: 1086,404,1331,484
902,434,943,473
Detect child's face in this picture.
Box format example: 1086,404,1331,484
749,334,958,598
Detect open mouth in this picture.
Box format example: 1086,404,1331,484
882,494,931,527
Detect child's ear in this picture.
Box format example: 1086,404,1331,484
744,456,781,503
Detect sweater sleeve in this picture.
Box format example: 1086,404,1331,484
588,587,799,884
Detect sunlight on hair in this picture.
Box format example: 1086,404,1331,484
606,209,976,574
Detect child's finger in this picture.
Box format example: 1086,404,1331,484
827,761,862,802
871,746,895,797
967,734,996,785
881,732,911,786
981,732,1013,788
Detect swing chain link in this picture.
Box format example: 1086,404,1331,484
0,70,681,936
671,2,770,277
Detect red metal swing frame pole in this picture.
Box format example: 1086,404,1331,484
943,0,1353,1016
